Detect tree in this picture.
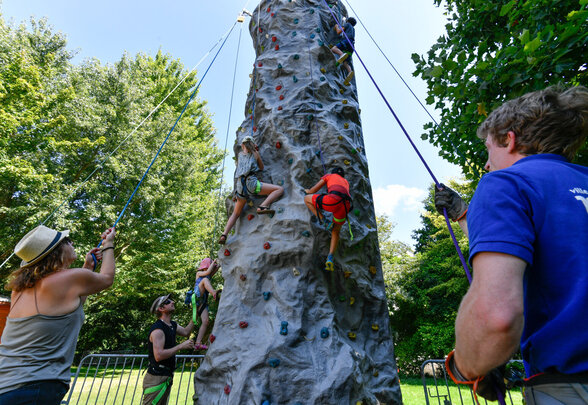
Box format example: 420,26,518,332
412,0,588,177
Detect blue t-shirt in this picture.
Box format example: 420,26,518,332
468,154,588,376
342,22,355,44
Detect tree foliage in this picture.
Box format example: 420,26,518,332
413,0,588,176
0,17,227,354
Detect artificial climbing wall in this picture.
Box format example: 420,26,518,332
194,1,402,403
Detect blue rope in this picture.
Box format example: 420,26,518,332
91,21,238,269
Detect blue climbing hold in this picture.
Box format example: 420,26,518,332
278,64,283,69
315,150,321,156
320,76,326,81
262,401,270,405
310,9,315,14
263,291,272,301
317,103,323,108
292,31,297,37
301,230,311,237
294,18,299,24
318,40,324,46
321,327,329,339
268,358,281,368
316,28,321,33
293,76,298,83
288,158,293,164
293,54,300,60
280,321,288,335
310,34,315,39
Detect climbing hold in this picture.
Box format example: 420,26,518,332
344,160,351,165
373,370,380,377
253,126,258,132
293,76,298,83
310,34,315,39
247,214,255,221
261,45,265,52
279,95,285,101
320,327,329,339
276,85,282,91
344,123,349,129
351,148,357,154
315,150,321,157
293,54,300,60
224,249,231,257
342,99,348,104
350,297,355,306
277,106,283,111
372,324,380,331
262,401,270,405
318,40,324,46
240,274,247,281
275,45,280,51
278,63,283,69
239,321,249,329
263,291,272,301
369,266,377,275
320,68,326,73
276,141,282,149
292,31,297,37
367,224,372,229
310,9,315,14
354,209,360,216
258,62,263,67
264,242,271,250
344,271,352,278
278,180,284,186
268,358,280,368
288,158,293,164
339,89,345,94
317,103,323,108
348,332,357,340
307,114,314,121
248,201,254,207
277,207,284,213
210,334,216,343
316,28,321,33
224,385,231,394
271,12,275,17
320,77,326,82
339,295,346,302
259,28,263,33
293,267,300,276
266,6,271,12
338,135,343,140
306,168,312,174
301,230,311,237
280,321,288,335
272,36,277,43
294,18,299,24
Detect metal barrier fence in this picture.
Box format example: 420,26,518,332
421,359,525,405
63,354,204,405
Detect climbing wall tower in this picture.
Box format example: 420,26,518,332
194,1,402,403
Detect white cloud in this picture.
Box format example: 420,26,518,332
372,184,427,218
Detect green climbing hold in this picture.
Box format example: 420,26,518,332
316,28,321,33
293,76,298,83
320,77,326,81
301,230,311,237
310,9,315,14
318,40,324,46
307,114,314,121
261,45,265,51
278,64,283,69
351,148,358,154
339,295,346,302
354,209,360,216
292,31,297,37
288,158,293,164
293,54,300,60
294,18,299,24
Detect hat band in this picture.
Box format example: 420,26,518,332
27,231,63,265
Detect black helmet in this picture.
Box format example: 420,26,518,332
347,17,357,26
331,166,345,177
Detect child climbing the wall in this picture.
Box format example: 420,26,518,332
218,135,284,245
193,257,221,350
330,17,357,86
304,167,352,271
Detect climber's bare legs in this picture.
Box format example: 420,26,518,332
221,197,247,238
329,222,343,255
258,183,283,208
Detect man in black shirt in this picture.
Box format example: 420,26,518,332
331,17,357,86
142,294,194,405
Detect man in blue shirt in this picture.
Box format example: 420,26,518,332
435,85,588,403
330,17,356,86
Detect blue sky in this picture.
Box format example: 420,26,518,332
2,0,463,246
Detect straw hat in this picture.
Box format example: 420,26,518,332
199,257,212,270
150,294,172,315
14,225,70,267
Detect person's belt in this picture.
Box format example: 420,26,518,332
525,371,588,386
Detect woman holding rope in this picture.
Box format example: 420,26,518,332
0,225,116,405
218,135,283,245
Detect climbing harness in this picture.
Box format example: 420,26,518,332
143,377,171,405
314,190,354,241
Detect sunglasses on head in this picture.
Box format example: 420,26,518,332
161,299,172,306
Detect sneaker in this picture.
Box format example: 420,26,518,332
344,71,355,86
337,53,349,65
325,254,334,271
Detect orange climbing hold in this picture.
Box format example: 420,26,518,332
369,265,377,275
247,214,255,221
344,271,352,278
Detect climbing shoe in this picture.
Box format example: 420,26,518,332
336,53,349,65
325,254,334,271
344,71,355,86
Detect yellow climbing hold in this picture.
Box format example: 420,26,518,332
373,370,379,377
320,68,326,73
338,135,343,140
342,99,348,104
248,201,254,207
357,402,364,405
350,297,355,306
367,224,372,229
344,123,349,129
371,324,379,331
348,332,356,340
344,160,350,166
339,89,344,94
344,271,352,278
369,266,377,275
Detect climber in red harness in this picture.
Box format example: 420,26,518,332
304,167,352,271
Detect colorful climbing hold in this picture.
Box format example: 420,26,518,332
261,45,265,52
253,126,258,132
339,295,346,302
262,401,270,405
259,28,263,33
224,249,231,257
320,327,329,339
280,321,288,336
276,85,282,91
293,267,301,276
258,62,263,67
369,266,377,275
224,385,231,394
271,12,275,17
247,214,254,221
344,160,351,165
372,324,380,331
278,63,283,69
240,274,247,281
342,99,348,104
310,34,315,39
306,168,312,174
266,6,271,12
316,28,321,33
288,158,293,164
294,18,299,24
277,207,284,213
268,358,281,368
279,95,285,101
351,148,357,154
293,54,300,60
292,31,297,37
264,242,271,250
276,141,282,149
338,135,343,140
307,114,314,121
301,230,311,237
318,40,324,46
263,291,272,301
348,332,357,340
344,123,349,129
344,271,352,278
339,89,345,94
210,334,216,343
278,180,284,186
354,209,360,216
239,321,248,329
275,45,280,51
248,201,254,207
320,68,326,73
293,76,298,83
373,370,380,377
310,9,315,14
277,106,283,111
350,297,355,306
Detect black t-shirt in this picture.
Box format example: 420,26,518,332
147,319,177,376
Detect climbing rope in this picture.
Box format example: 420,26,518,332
210,23,244,256
339,0,480,177
0,22,241,271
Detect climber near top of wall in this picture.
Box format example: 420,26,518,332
330,17,356,86
218,136,284,245
304,166,352,271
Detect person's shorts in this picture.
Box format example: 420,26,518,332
335,40,354,54
312,193,351,223
236,175,261,198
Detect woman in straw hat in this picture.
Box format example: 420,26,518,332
217,135,284,245
0,225,115,404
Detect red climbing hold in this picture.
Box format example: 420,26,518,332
224,385,231,395
276,141,282,149
271,12,275,17
258,62,263,67
247,214,255,221
277,106,283,111
240,274,247,281
266,6,271,12
276,85,282,91
264,242,271,250
224,249,231,256
259,28,263,33
272,36,277,42
275,45,280,51
279,95,285,100
253,126,258,132
239,321,249,328
210,334,216,343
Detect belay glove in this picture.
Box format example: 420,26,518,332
434,183,468,221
